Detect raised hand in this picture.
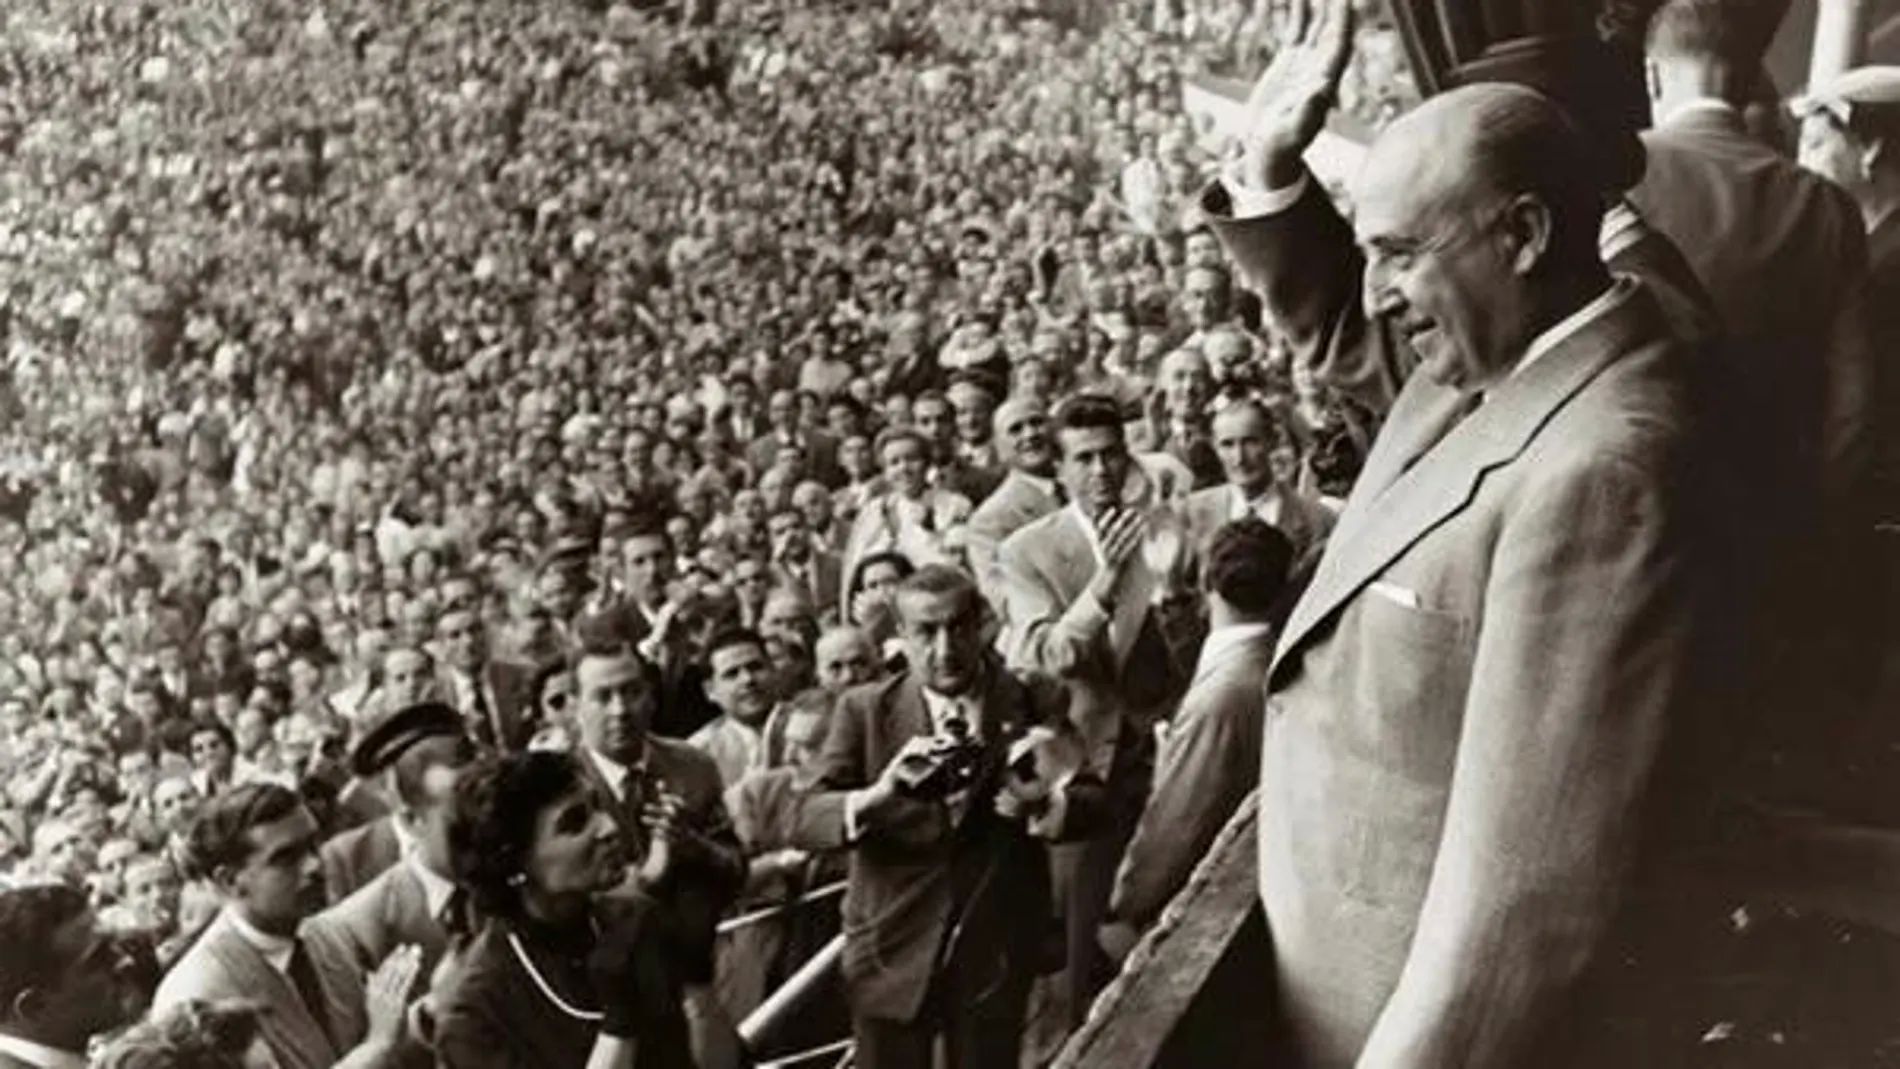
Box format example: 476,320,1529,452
1237,0,1357,191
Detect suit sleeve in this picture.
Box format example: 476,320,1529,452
1106,683,1260,932
1205,175,1408,419
998,536,1110,680
792,689,945,853
1356,448,1697,1069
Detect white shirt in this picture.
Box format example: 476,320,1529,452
586,746,646,803
0,1034,84,1069
1227,483,1287,527
920,685,981,740
223,906,295,975
405,853,458,922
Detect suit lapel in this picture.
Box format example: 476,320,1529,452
205,918,335,1067
1276,279,1658,669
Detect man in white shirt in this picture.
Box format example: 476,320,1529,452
688,629,779,787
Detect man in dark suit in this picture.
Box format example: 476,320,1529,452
570,647,745,993
1634,0,1872,519
1099,519,1291,960
962,396,1065,609
1182,397,1334,578
306,703,475,980
433,607,534,752
156,783,422,1069
1143,348,1224,489
0,885,147,1068
997,392,1198,1025
1204,14,1726,1063
749,388,842,488
794,564,1094,1069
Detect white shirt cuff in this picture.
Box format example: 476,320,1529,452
1220,164,1310,220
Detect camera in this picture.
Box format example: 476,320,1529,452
893,725,985,800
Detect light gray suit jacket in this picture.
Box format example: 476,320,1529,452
1214,181,1713,1068
963,469,1064,611
155,910,367,1069
1106,624,1273,933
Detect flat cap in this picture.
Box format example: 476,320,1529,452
350,701,465,777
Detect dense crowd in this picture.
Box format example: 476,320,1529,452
0,0,1409,1064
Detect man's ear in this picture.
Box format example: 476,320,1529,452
11,987,43,1025
1863,136,1887,175
210,861,241,897
1504,194,1555,276
1644,58,1662,106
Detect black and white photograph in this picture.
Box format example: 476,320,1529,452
0,0,1897,1065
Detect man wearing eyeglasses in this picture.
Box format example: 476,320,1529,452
0,885,149,1069
1199,7,1728,1066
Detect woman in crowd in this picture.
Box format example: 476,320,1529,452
432,751,695,1069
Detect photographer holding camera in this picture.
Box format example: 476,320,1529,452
793,563,1095,1069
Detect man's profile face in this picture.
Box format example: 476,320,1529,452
38,908,143,1043
226,806,325,935
1798,112,1865,193
1353,142,1522,393
574,655,655,763
897,586,982,697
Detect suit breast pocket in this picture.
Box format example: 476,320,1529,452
1328,590,1476,772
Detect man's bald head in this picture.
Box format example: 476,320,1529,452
1359,84,1610,270
1352,84,1615,393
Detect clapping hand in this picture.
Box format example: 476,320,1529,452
639,789,687,883
364,944,424,1045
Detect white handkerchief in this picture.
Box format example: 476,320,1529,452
1369,580,1422,610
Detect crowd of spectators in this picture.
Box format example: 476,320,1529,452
0,0,1411,1063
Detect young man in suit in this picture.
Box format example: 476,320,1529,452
1204,12,1723,1064
433,608,533,752
997,391,1198,1024
962,396,1065,609
1100,519,1293,960
0,885,147,1068
156,783,422,1069
307,702,475,981
794,564,1094,1069
570,647,745,998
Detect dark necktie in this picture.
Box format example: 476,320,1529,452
469,677,497,749
287,937,334,1040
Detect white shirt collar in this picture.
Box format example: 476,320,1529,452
1515,283,1621,382
1070,502,1106,567
222,906,296,974
1660,97,1738,127
586,746,645,800
920,685,979,738
404,853,458,921
1016,470,1058,499
0,1034,85,1069
1227,483,1284,525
